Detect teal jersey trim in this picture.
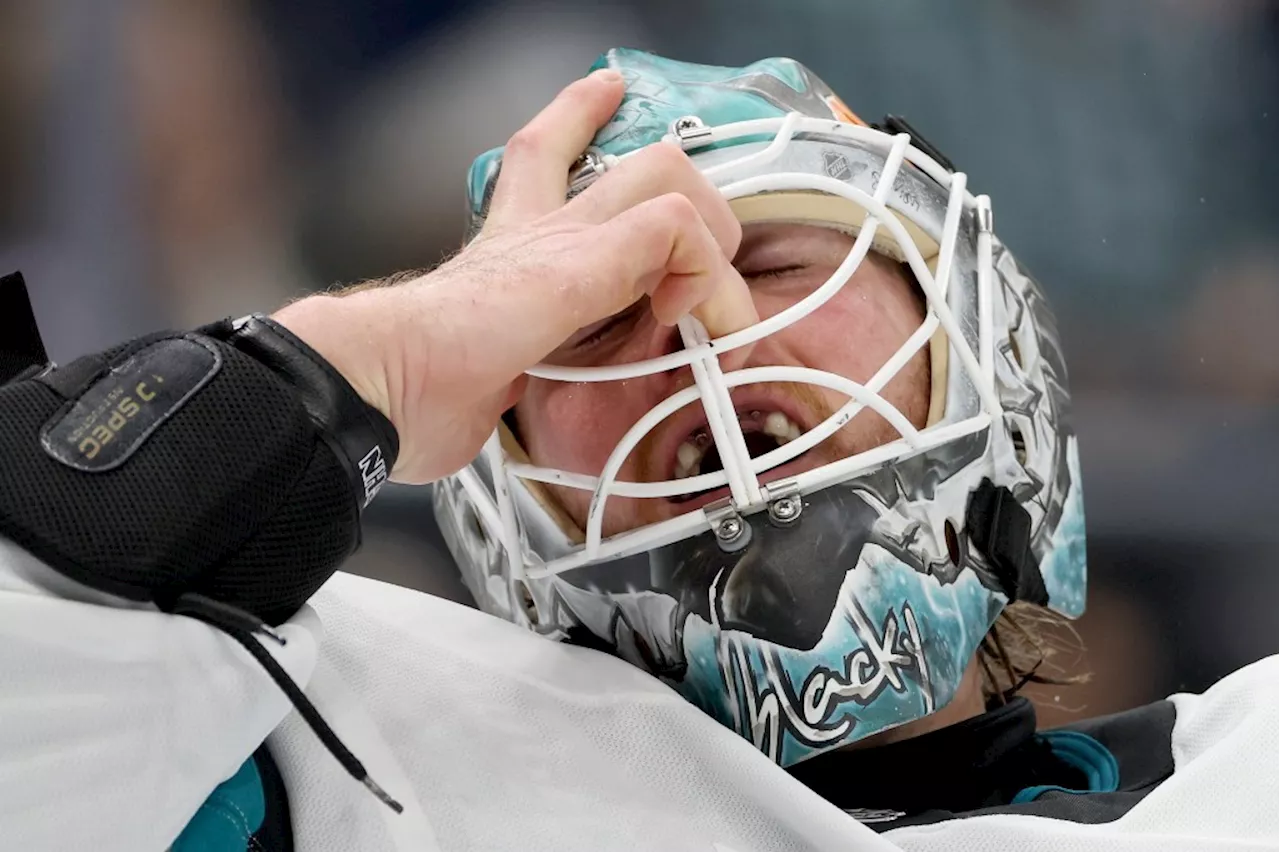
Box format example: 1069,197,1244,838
1012,730,1121,804
171,758,266,851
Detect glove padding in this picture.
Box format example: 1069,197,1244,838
0,317,397,625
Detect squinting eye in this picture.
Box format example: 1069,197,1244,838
566,303,641,349
742,264,808,281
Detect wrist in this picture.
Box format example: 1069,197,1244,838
222,312,399,511
272,293,393,424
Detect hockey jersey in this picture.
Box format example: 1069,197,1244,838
1,536,1276,851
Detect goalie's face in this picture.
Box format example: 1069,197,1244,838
513,221,932,536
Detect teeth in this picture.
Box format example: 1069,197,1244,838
762,411,804,446
672,411,805,480
675,441,702,478
763,411,791,438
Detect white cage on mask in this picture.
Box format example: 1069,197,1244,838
452,114,1001,597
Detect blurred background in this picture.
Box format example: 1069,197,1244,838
2,0,1274,725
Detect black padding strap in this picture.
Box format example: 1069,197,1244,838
965,479,1049,606
873,115,956,173
213,315,397,512
0,271,49,385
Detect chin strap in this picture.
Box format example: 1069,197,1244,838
0,271,49,385
965,479,1049,606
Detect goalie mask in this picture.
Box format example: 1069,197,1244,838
434,49,1086,767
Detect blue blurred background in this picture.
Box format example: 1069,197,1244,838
2,0,1274,725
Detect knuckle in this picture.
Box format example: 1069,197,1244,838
640,141,691,176
647,194,704,242
656,191,699,224
504,127,543,159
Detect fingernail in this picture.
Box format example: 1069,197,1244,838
591,68,623,84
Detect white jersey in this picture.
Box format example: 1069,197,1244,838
1,536,1276,852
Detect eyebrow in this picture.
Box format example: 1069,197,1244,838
734,224,854,263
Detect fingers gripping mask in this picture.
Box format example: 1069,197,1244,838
436,48,1086,767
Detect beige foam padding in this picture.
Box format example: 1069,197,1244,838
729,192,940,263
498,420,586,544
926,327,949,427
729,192,952,426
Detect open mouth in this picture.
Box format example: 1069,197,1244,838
670,409,807,504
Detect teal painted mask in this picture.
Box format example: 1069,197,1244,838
438,49,1086,767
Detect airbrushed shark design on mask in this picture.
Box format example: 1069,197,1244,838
467,49,864,238
438,49,1086,767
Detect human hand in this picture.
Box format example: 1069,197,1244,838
274,69,757,483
